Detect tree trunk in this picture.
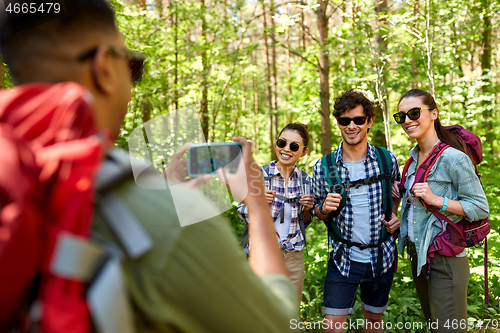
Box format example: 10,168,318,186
300,2,306,50
315,0,332,156
286,29,293,123
252,34,260,153
200,0,209,141
233,100,240,137
425,0,435,96
411,0,419,89
262,0,276,160
170,0,179,137
480,0,493,150
372,0,391,150
304,5,311,48
156,0,164,18
270,2,278,141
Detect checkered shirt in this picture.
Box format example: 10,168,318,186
311,142,401,277
237,161,312,251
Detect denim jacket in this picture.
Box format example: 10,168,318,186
398,141,489,276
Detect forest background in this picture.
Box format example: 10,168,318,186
1,0,500,331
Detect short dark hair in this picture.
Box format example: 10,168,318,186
333,90,375,119
278,122,310,151
0,0,117,80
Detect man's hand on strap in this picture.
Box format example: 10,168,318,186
382,212,400,234
322,193,342,214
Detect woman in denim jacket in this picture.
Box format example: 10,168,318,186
392,89,489,332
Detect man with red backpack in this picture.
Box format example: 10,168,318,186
0,1,298,332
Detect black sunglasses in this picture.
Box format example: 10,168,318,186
77,45,146,83
337,116,368,127
393,107,434,124
276,138,303,152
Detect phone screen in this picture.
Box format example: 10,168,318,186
188,143,242,176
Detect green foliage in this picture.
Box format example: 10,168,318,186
2,62,13,89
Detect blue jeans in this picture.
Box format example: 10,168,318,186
323,257,394,316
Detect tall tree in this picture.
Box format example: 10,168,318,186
286,28,293,123
425,0,435,96
170,0,180,137
411,0,419,89
262,0,276,160
481,0,493,149
372,0,391,150
252,33,260,153
200,0,209,141
270,1,279,141
315,0,332,156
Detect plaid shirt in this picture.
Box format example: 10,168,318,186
237,161,312,251
311,142,401,277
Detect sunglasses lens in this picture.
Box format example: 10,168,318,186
353,116,367,125
338,117,350,126
130,59,144,83
276,139,287,148
393,112,405,124
407,108,421,120
289,142,300,152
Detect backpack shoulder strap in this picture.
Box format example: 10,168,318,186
261,164,273,191
374,147,393,222
321,153,346,209
95,149,153,259
320,153,346,242
95,149,135,194
416,142,450,184
400,157,413,187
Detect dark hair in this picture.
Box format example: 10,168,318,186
333,90,375,119
398,89,477,170
0,0,116,81
278,122,310,151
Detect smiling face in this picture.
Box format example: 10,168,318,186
275,130,307,167
398,96,438,141
337,104,373,147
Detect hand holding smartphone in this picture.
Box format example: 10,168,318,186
187,142,243,177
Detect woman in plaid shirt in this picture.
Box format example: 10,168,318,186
237,122,314,306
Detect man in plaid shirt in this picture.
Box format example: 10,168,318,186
312,91,401,333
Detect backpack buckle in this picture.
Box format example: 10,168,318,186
343,180,351,189
333,184,344,193
433,239,441,251
361,175,376,185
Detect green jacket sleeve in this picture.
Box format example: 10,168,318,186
93,177,297,333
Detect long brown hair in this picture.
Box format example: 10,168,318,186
399,89,477,170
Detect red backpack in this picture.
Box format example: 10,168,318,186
399,125,491,303
0,83,147,333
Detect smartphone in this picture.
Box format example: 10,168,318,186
187,142,243,177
